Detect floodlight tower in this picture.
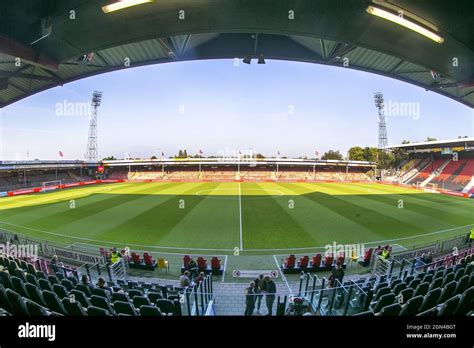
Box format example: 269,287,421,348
85,91,102,162
374,92,388,150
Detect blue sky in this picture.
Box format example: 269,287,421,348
1,59,472,160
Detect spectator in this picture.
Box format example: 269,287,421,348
254,274,264,314
195,272,205,284
179,271,191,288
264,276,276,316
424,251,433,264
81,274,95,291
110,247,121,264
244,281,256,316
381,246,390,259
468,228,474,247
415,253,426,268
96,277,112,292
329,261,345,287
49,255,59,273
374,246,382,255
187,259,198,280
50,255,58,265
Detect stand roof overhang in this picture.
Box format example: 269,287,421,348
0,0,473,108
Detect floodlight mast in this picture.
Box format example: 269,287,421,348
374,92,388,150
86,91,102,162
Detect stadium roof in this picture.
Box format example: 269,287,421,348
384,137,474,150
0,0,473,108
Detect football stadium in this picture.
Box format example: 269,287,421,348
0,0,473,341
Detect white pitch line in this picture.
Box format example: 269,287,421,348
0,221,233,252
73,242,228,257
273,255,292,295
0,220,472,254
392,243,408,251
238,182,243,251
221,255,228,283
66,242,79,249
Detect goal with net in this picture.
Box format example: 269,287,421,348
41,180,63,192
423,183,439,193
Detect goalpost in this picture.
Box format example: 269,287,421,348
41,180,63,192
423,183,439,193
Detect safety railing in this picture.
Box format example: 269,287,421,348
183,274,214,316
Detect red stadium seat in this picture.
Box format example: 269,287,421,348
337,253,345,265
284,255,296,269
324,254,334,267
183,255,191,268
211,257,221,270
364,249,373,263
197,257,207,269
131,253,141,265
143,253,154,266
299,256,309,268
312,254,322,267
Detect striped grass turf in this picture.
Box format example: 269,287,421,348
0,181,472,254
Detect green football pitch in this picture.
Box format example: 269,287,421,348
0,181,473,255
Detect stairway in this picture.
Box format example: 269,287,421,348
404,158,431,183
462,176,474,193
420,158,451,187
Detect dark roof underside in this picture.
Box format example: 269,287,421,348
0,0,473,108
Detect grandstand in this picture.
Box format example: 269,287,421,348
0,2,473,340
385,138,474,194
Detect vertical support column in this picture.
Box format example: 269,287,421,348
186,288,191,316
304,273,310,297
199,281,205,314
194,285,200,316
398,259,406,279
310,274,317,304
343,285,354,316
106,263,113,282
85,264,92,282
298,272,304,296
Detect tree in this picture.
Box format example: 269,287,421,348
363,147,378,162
425,137,437,142
347,146,365,161
391,148,408,167
401,140,411,144
321,150,343,160
175,150,188,158
150,156,157,159
102,156,116,160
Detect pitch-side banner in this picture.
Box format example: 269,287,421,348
45,246,106,265
232,270,279,278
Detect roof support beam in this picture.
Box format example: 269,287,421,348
0,34,59,71
327,43,357,64
158,38,177,58
320,39,327,60
0,71,55,82
180,35,192,56
8,80,28,93
388,59,405,73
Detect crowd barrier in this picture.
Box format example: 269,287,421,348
379,180,474,199
3,179,125,197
